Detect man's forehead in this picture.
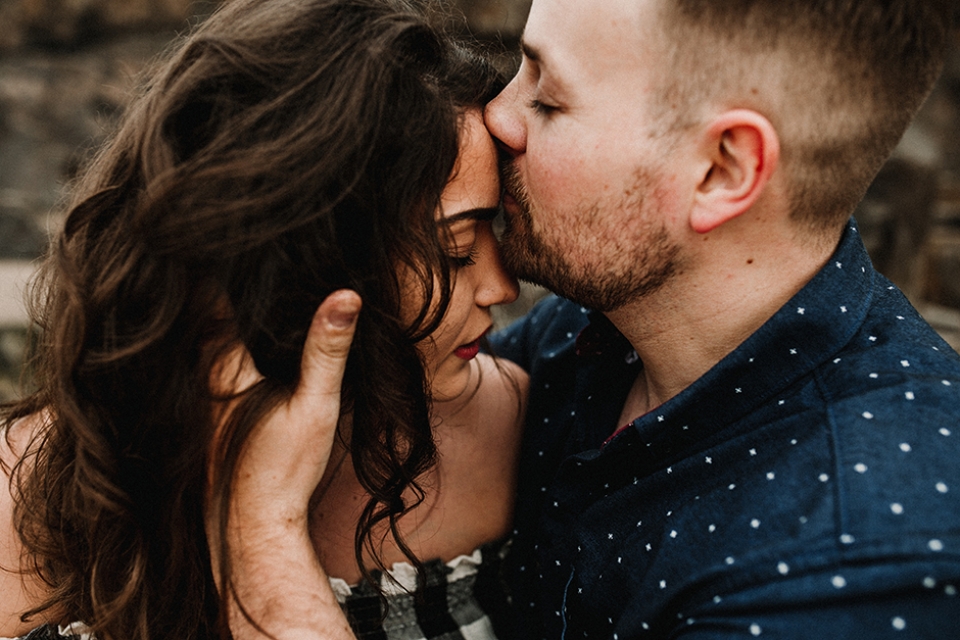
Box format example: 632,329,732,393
521,0,657,71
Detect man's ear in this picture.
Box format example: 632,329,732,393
690,109,779,234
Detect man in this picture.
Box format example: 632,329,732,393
223,0,959,638
481,0,960,637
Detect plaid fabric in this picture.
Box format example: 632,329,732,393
10,545,511,640
331,540,509,640
9,622,92,640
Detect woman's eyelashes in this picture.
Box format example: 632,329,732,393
448,244,479,269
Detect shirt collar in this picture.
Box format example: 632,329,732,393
589,219,876,455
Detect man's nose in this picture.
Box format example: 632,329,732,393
485,79,526,157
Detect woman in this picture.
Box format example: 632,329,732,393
0,0,526,638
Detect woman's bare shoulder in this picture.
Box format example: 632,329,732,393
0,413,54,638
1,413,46,470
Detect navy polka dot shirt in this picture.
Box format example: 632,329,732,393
490,220,960,639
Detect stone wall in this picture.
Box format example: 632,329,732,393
0,0,213,51
0,1,958,400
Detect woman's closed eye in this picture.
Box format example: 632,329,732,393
448,244,479,269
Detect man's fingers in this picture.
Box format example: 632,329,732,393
297,289,361,405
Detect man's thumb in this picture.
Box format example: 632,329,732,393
299,289,361,399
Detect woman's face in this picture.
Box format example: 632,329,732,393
411,110,520,400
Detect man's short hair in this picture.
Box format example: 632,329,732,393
654,0,952,232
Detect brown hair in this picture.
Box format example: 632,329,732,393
654,0,952,231
1,0,502,638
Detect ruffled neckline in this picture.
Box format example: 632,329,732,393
328,546,484,601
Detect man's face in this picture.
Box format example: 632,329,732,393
486,0,686,312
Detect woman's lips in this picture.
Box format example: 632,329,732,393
454,340,481,360
454,328,489,360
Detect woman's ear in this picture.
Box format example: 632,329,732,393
690,109,780,234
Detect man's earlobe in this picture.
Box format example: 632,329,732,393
690,110,779,234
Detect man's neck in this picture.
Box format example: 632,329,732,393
608,222,840,422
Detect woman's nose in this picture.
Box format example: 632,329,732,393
476,234,520,308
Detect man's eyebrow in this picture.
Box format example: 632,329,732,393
442,207,499,226
520,37,542,65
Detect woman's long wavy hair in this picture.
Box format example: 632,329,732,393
0,0,504,638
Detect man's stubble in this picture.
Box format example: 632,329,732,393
498,161,682,313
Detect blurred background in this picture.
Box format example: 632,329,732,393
0,0,958,400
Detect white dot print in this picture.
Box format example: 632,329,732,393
891,503,904,515
750,624,762,636
777,562,790,575
899,443,912,453
937,482,949,494
923,577,937,589
929,539,944,552
854,463,868,473
832,575,847,589
905,391,915,400
862,411,874,419
892,617,906,631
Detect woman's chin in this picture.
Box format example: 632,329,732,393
428,358,480,406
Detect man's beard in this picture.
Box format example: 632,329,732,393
498,161,681,313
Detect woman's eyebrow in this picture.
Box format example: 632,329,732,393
443,207,500,226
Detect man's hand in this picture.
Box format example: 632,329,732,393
210,290,361,640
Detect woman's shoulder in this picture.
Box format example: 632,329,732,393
0,413,55,639
1,413,46,470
